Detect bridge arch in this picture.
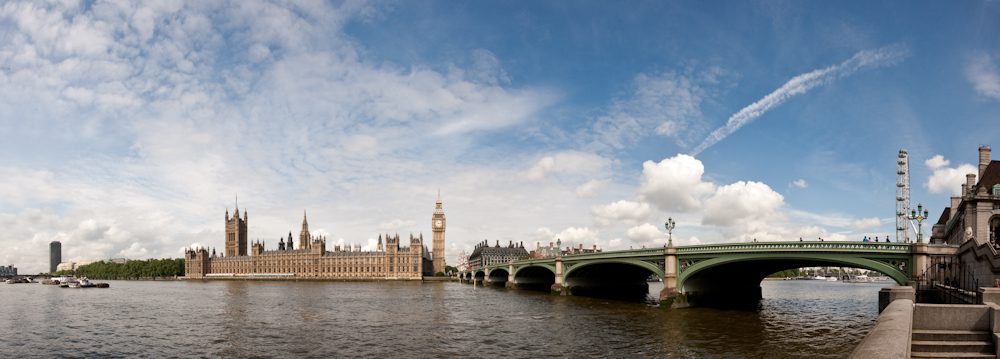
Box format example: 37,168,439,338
677,253,908,291
512,264,555,277
559,259,665,300
487,267,509,284
510,264,556,292
669,253,909,309
563,259,666,280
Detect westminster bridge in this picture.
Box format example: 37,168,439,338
458,241,951,308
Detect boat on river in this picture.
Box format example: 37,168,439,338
79,278,96,288
826,276,838,282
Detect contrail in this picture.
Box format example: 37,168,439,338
689,43,910,156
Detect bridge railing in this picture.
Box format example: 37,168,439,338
459,241,912,272
675,241,911,254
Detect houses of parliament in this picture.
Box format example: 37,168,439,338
185,194,447,279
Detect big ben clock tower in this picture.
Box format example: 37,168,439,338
432,191,446,275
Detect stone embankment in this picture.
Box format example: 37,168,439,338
850,287,1000,359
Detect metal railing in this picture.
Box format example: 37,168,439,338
676,241,911,254
913,256,981,305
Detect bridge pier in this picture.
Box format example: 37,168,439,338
550,255,567,295
660,246,681,308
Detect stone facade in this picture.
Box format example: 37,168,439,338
185,197,445,279
931,146,1000,247
930,146,1000,285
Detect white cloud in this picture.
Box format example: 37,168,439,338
638,154,716,212
789,179,808,188
624,223,699,247
118,242,149,258
852,217,883,231
925,155,978,196
925,155,950,170
625,223,668,245
691,44,909,155
590,200,651,226
702,181,785,227
523,157,555,182
522,151,611,182
593,71,706,149
966,52,1000,101
575,179,610,198
378,219,417,231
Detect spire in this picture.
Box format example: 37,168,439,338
303,210,308,226
435,190,444,212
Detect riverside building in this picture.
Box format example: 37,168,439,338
467,240,528,267
185,195,447,279
50,241,61,274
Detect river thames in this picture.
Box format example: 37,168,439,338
0,279,891,358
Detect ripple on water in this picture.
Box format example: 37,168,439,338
0,280,890,358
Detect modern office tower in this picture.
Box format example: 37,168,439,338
50,241,61,273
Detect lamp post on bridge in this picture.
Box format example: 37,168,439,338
665,217,676,247
909,203,929,243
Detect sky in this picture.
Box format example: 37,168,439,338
1,1,999,274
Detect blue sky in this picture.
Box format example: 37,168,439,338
1,1,999,274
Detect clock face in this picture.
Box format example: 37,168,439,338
435,220,442,227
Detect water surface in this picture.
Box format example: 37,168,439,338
0,279,891,358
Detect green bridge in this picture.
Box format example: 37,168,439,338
459,241,929,308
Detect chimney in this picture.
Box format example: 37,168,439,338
951,196,961,213
579,244,583,250
966,173,977,197
549,242,553,249
980,146,991,179
592,245,597,250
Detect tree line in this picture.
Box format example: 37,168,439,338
54,258,185,279
767,268,800,278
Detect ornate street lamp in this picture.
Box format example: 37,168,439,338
909,203,930,243
665,217,676,247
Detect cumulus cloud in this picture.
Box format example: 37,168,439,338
852,217,882,231
575,179,610,198
702,181,785,227
638,154,716,212
789,179,808,188
624,223,699,247
925,155,978,196
590,200,651,226
691,44,909,155
625,223,667,245
118,242,149,258
966,52,1000,101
